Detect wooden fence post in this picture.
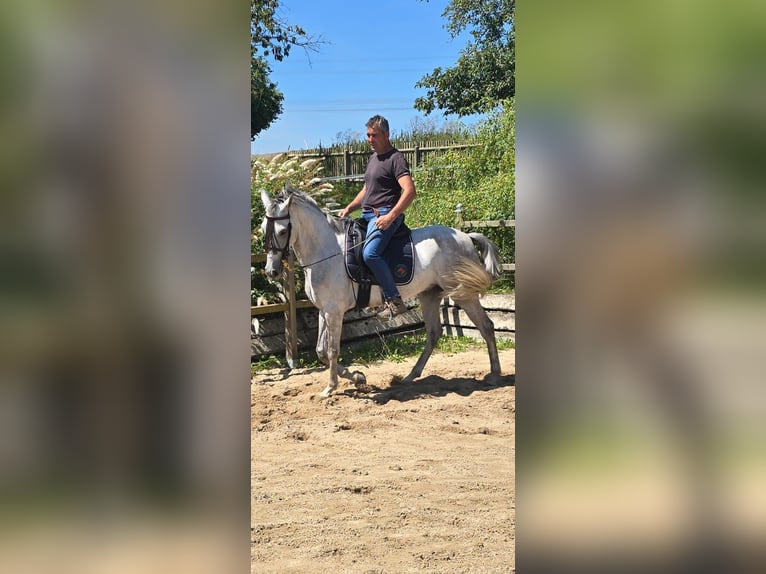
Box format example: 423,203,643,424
283,251,298,368
344,149,351,178
414,145,421,168
455,203,464,227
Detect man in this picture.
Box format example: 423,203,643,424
338,115,417,320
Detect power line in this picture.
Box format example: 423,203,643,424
275,68,433,77
283,107,416,114
285,99,412,107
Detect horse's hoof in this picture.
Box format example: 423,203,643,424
318,387,333,399
352,372,373,394
351,371,366,385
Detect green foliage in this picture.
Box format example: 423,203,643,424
251,0,308,62
250,0,321,139
415,0,514,116
251,153,335,249
251,58,283,139
410,103,515,281
251,354,284,373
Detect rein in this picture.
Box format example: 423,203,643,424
300,236,367,268
265,212,364,268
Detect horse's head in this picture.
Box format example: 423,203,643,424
259,189,292,278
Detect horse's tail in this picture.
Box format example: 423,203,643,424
468,233,503,281
442,256,495,301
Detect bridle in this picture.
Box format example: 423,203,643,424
263,209,363,269
263,213,292,262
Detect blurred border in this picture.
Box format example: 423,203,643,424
0,1,250,572
517,1,766,572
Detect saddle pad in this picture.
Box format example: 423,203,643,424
344,218,415,286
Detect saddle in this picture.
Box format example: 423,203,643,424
344,217,415,310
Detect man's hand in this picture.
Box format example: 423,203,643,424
375,212,398,230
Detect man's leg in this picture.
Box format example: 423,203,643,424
362,214,407,319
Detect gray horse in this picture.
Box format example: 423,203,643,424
260,185,503,398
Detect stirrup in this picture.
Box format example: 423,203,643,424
376,297,406,321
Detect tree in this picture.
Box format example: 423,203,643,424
415,0,515,116
250,0,320,140
251,58,283,139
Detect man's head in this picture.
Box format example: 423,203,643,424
365,115,392,154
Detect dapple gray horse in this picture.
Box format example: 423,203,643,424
260,185,503,397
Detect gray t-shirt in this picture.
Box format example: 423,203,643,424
362,148,411,210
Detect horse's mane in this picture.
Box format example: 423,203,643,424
279,184,345,234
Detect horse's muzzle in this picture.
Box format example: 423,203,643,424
264,258,283,279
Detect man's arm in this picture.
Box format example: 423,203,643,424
338,185,366,218
375,174,416,230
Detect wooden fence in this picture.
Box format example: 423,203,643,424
440,218,515,338
287,143,476,182
252,218,514,364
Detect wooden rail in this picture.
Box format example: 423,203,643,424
252,252,314,315
460,218,515,272
461,219,515,228
251,300,315,316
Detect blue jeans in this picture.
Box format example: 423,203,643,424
361,207,404,300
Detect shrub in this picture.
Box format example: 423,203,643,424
410,102,515,287
251,154,335,252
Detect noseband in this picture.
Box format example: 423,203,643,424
264,213,292,262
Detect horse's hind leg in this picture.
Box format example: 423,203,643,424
453,297,502,382
402,288,443,383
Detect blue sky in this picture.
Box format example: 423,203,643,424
251,0,485,155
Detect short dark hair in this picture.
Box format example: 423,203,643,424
365,115,389,133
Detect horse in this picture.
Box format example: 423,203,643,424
259,184,503,398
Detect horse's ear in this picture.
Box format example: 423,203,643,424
260,189,271,209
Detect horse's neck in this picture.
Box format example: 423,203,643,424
290,203,341,264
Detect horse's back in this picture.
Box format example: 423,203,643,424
408,224,478,276
411,224,475,253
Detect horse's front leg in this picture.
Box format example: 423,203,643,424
316,311,329,366
318,310,344,398
317,311,366,395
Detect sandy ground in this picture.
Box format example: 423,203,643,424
251,347,515,573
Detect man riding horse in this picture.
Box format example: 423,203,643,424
338,115,416,321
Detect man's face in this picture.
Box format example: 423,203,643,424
366,125,388,152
